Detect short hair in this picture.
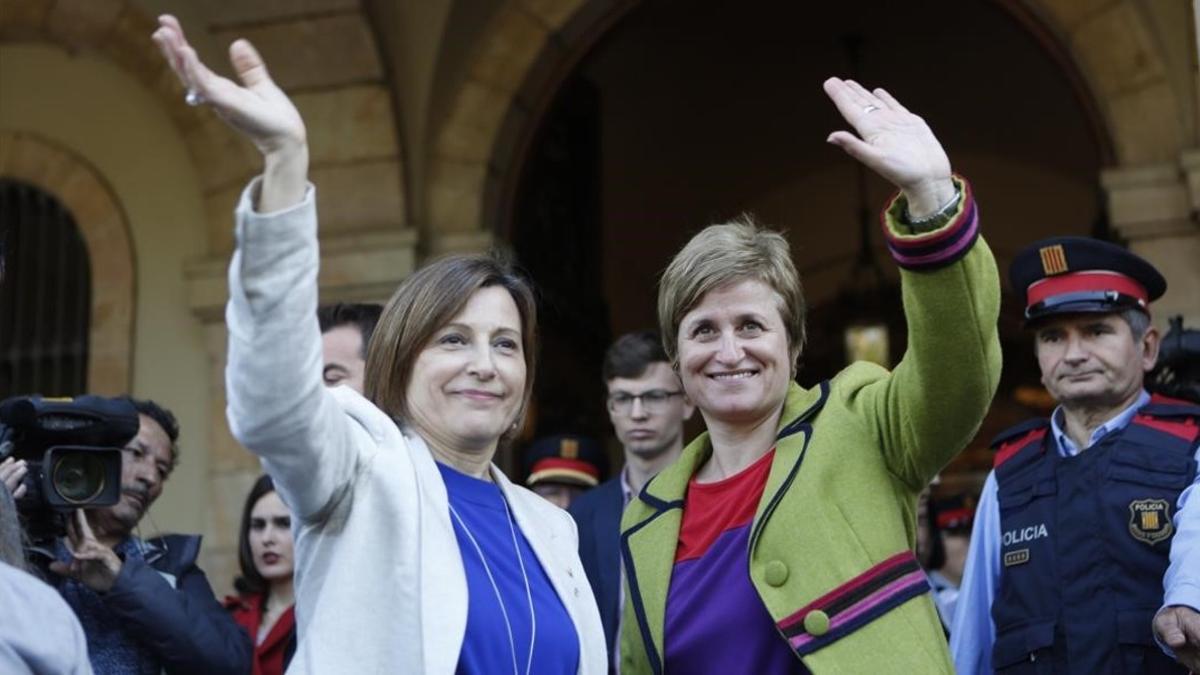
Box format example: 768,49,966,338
317,303,383,358
233,474,277,596
1120,308,1151,341
124,397,180,471
365,254,537,441
603,331,669,382
1031,308,1151,342
657,215,806,368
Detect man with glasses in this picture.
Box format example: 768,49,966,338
569,331,695,672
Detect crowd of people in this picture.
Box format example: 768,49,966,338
0,13,1197,675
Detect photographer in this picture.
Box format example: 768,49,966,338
7,398,250,675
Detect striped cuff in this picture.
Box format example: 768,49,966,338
777,551,931,656
880,175,979,271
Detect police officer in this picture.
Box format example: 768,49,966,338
524,434,607,510
950,236,1200,673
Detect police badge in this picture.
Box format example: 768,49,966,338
1128,498,1173,545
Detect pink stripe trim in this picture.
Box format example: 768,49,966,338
887,211,978,266
776,552,914,631
788,569,928,650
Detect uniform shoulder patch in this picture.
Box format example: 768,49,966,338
1140,395,1200,419
989,418,1050,449
992,419,1050,470
1134,398,1200,444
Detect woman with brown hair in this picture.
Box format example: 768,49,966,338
225,474,296,675
152,15,604,675
619,81,1002,673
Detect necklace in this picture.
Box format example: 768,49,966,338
449,495,536,675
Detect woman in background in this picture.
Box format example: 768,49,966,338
226,475,296,675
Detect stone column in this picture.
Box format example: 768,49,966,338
1101,159,1200,328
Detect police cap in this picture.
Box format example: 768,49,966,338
524,434,606,489
1008,236,1165,323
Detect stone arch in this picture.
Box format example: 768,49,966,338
1022,0,1190,165
0,131,135,394
428,0,1192,242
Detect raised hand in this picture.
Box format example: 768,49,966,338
49,509,124,593
823,77,955,219
151,14,307,211
1153,605,1200,671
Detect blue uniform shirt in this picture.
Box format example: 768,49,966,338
950,391,1200,674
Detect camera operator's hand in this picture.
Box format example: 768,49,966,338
0,455,28,499
49,509,123,593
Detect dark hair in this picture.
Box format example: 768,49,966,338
603,331,669,382
317,303,384,358
365,254,538,442
124,397,180,470
233,474,277,595
923,494,946,570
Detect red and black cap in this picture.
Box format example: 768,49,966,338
524,434,606,489
933,494,975,532
1009,236,1165,324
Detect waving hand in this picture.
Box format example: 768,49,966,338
152,15,307,211
823,77,955,219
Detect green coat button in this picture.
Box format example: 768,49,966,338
764,560,788,586
803,610,830,636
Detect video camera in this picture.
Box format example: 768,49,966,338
1149,316,1200,404
0,395,138,548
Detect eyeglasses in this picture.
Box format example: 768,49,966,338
607,390,683,414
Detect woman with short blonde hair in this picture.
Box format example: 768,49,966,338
620,80,1002,674
153,16,605,675
656,215,806,371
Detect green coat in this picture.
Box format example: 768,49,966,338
619,181,1002,673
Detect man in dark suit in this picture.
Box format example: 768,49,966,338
569,332,694,671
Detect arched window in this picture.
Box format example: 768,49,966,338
0,179,91,398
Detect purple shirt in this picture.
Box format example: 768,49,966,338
663,450,809,674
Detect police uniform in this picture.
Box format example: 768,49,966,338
950,237,1200,674
929,495,976,632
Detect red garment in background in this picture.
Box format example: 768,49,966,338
225,593,295,675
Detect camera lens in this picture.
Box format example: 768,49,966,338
52,452,107,504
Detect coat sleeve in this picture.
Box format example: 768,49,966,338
855,176,1003,491
102,557,253,675
1157,451,1200,658
224,177,375,522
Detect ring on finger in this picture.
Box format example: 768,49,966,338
863,104,880,114
185,88,205,106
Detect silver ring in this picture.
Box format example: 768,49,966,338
185,88,205,107
863,104,880,114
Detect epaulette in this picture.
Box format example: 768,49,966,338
991,418,1050,470
989,418,1050,449
1134,394,1200,444
1140,394,1200,418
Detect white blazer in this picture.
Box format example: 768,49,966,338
225,179,607,674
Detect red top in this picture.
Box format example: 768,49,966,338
225,592,296,675
674,448,775,563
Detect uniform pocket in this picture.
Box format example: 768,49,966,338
1117,608,1181,674
993,619,1056,674
1110,452,1192,490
